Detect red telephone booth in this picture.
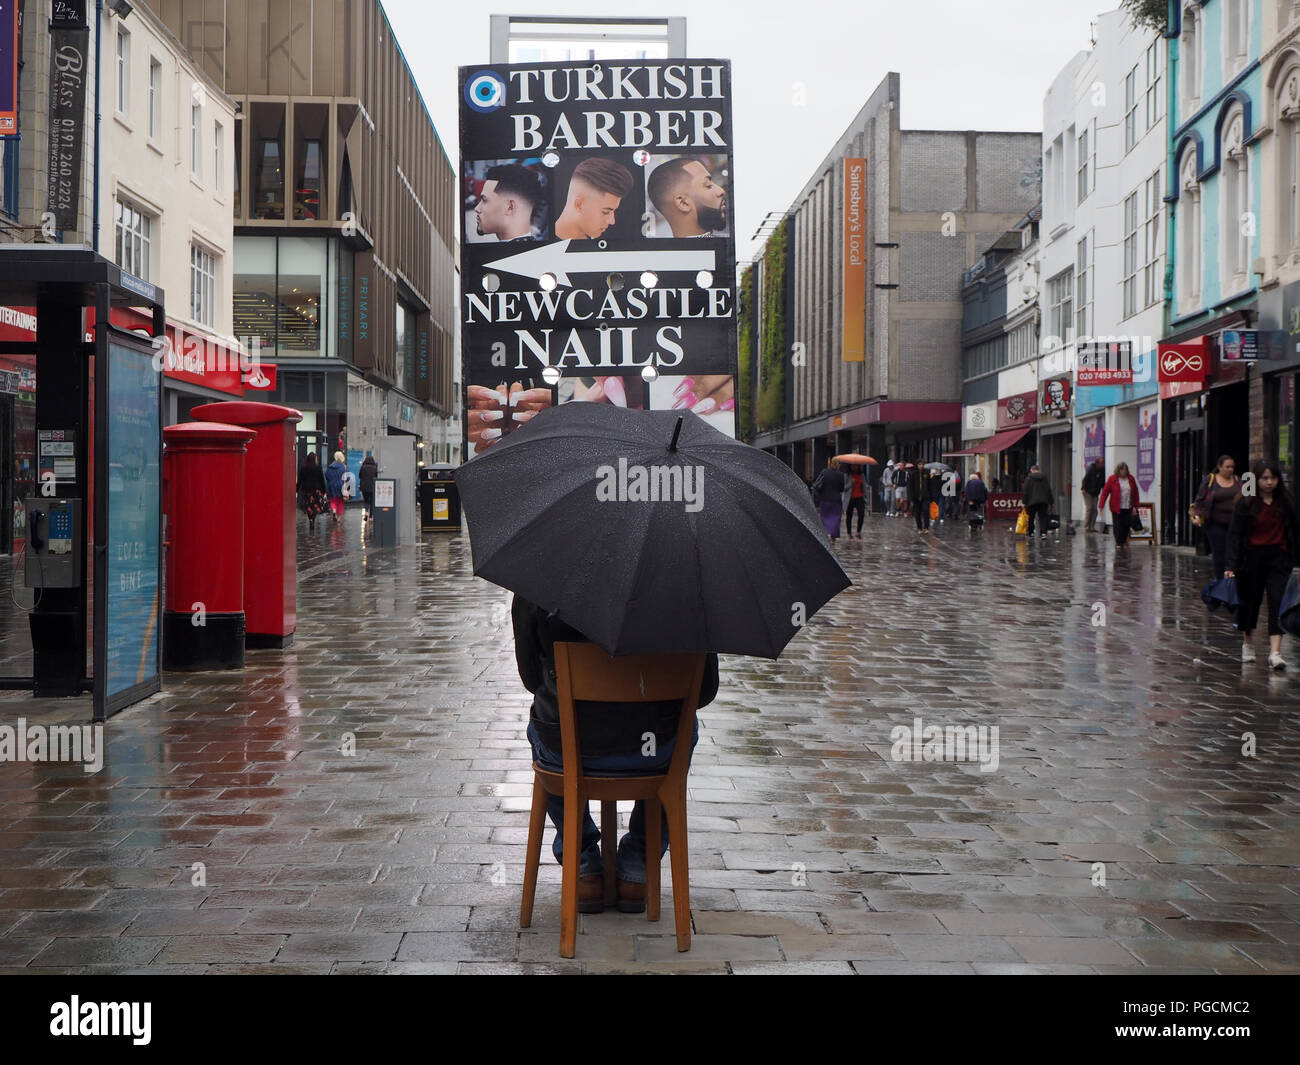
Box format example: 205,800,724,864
191,401,302,647
163,422,256,670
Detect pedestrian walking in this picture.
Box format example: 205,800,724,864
908,463,931,533
1081,456,1105,533
1192,454,1242,580
512,595,719,912
1022,464,1055,538
896,464,912,518
845,464,867,539
965,470,988,528
812,457,847,541
325,450,348,523
882,461,896,516
1224,461,1300,671
296,452,329,532
359,451,379,522
926,467,944,524
1098,461,1141,550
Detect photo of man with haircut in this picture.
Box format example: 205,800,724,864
473,163,545,242
554,157,634,240
646,156,728,238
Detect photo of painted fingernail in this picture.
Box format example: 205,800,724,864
480,428,502,441
479,409,504,422
717,398,735,412
672,377,695,399
692,397,718,415
603,377,627,408
671,391,697,411
512,410,538,423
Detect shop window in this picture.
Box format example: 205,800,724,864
277,237,327,357
294,103,329,220
233,235,277,352
251,102,285,220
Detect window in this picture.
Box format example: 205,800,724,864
1182,8,1200,116
115,199,153,281
190,244,218,328
148,59,161,140
1178,149,1201,308
294,103,330,220
1075,232,1092,338
1125,66,1139,153
115,28,129,115
0,136,18,220
1143,169,1163,308
1279,69,1300,262
1145,41,1163,132
1076,126,1092,204
251,102,286,219
1222,111,1250,289
214,122,224,192
1226,0,1248,76
1123,192,1140,319
1048,268,1074,344
234,117,243,218
191,101,201,176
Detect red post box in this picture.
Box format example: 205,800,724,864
163,422,256,670
191,401,303,647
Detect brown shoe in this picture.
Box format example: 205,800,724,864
578,873,604,914
616,878,646,914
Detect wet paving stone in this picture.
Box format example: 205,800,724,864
1,511,1298,971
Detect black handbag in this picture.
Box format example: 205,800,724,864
1129,510,1143,532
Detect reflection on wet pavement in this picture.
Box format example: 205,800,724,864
0,510,1297,973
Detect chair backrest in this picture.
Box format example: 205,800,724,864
552,642,708,778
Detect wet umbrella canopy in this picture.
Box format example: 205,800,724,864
454,403,850,658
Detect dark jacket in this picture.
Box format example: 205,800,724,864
906,467,925,502
296,462,326,497
964,477,988,505
359,456,378,495
1226,496,1300,574
325,461,346,498
813,467,846,504
1022,471,1054,508
1081,462,1106,496
512,596,719,758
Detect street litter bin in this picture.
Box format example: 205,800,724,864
420,463,461,530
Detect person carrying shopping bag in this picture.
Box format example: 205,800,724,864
1097,461,1141,551
1191,455,1242,580
1225,461,1300,670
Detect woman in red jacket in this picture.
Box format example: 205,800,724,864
1097,461,1141,550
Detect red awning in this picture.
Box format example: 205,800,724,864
943,425,1034,457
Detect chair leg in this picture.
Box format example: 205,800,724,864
644,796,661,922
662,787,690,952
519,774,547,929
600,800,618,907
560,794,582,958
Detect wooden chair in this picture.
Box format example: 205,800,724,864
519,642,708,958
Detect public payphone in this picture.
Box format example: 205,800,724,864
23,498,83,588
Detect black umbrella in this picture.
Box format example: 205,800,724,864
454,403,850,658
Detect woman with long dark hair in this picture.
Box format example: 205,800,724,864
296,452,329,532
1192,454,1242,579
1225,461,1300,670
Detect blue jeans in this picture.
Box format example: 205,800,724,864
526,718,698,884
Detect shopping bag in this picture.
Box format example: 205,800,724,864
1280,572,1300,636
1015,508,1029,535
1200,577,1240,614
929,501,940,520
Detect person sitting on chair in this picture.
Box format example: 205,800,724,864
511,595,719,914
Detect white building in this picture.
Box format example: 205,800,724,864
101,2,242,422
1039,8,1167,528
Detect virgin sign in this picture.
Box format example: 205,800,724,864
1156,342,1208,385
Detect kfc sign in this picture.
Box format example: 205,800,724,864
1156,342,1208,385
1040,377,1071,418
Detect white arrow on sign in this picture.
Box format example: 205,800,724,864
486,239,716,286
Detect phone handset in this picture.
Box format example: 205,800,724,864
29,510,45,552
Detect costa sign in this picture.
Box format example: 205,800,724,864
1156,342,1208,385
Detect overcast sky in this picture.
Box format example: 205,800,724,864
385,0,1119,261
